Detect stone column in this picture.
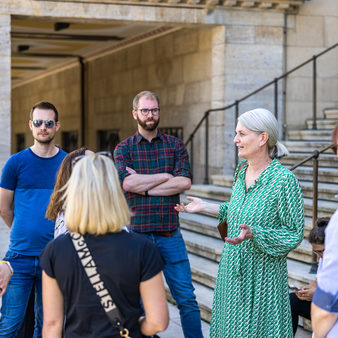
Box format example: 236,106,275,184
209,26,226,177
0,12,10,250
0,13,11,169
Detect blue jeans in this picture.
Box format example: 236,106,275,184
0,251,42,338
131,228,203,338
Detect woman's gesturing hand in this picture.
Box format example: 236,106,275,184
174,196,205,214
224,224,253,245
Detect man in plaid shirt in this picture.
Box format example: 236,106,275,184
114,91,203,338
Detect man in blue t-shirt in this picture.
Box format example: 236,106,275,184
0,101,67,337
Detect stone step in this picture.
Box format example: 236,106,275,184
281,152,338,168
288,129,332,141
306,118,337,130
324,108,338,119
181,224,313,266
300,181,338,201
287,238,313,264
165,279,213,323
291,166,338,184
284,140,332,153
303,197,337,218
189,179,338,204
187,250,316,294
180,211,314,241
187,184,232,202
181,228,224,263
189,252,218,289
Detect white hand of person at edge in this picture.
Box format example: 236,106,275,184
126,167,137,175
224,224,253,245
174,196,204,214
295,283,316,301
0,263,12,296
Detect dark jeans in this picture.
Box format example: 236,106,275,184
289,292,311,336
17,286,35,338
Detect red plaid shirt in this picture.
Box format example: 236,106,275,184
114,131,192,232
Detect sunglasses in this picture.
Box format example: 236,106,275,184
32,119,55,129
72,151,113,167
332,144,337,154
312,249,324,256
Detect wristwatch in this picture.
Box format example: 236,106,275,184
1,260,14,276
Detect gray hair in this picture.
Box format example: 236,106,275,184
238,108,289,158
133,91,160,110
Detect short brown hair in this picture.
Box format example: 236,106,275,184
30,101,59,122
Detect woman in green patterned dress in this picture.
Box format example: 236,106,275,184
175,108,304,337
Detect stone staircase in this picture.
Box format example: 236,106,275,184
176,107,338,332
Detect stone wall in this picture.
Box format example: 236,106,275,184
285,0,338,131
12,27,215,182
0,14,11,170
11,63,82,152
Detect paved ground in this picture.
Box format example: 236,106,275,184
0,222,311,337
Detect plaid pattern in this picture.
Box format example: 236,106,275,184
114,131,192,232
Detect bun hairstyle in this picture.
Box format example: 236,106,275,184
309,217,330,245
238,108,289,159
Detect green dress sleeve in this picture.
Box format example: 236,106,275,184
217,202,229,223
217,160,247,223
250,172,305,257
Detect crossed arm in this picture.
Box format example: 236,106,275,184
122,167,191,196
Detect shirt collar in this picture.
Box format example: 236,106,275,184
135,130,163,144
238,158,279,187
255,158,279,185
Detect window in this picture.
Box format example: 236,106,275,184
159,127,183,140
97,130,120,152
62,131,78,153
16,133,25,152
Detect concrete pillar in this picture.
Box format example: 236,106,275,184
0,13,11,169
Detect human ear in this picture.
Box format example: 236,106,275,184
260,132,269,146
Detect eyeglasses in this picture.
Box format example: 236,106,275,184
313,249,324,256
138,108,160,116
332,144,337,154
32,119,55,129
72,151,113,167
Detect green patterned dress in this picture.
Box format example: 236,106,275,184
210,159,304,338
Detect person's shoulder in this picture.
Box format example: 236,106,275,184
160,132,185,146
115,134,137,148
272,160,299,184
57,148,68,158
5,148,31,165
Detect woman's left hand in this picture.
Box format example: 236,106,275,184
224,224,253,245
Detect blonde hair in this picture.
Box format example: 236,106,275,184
63,154,130,235
238,108,289,158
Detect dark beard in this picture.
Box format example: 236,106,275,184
137,115,160,131
34,134,55,144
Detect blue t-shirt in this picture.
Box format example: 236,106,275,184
0,147,67,256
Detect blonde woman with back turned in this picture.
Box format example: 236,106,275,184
40,154,169,337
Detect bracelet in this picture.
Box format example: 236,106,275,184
145,191,149,197
1,260,14,276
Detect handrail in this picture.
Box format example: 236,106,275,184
289,143,334,171
185,42,338,184
289,143,335,273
